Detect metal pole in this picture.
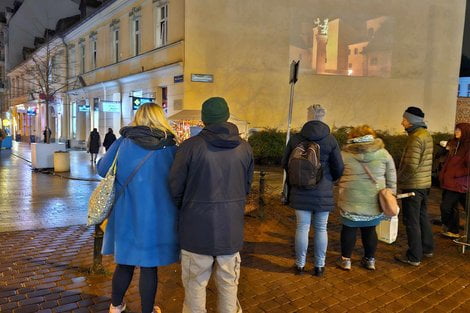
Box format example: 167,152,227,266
259,171,266,219
90,224,105,273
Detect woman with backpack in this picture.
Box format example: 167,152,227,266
97,103,179,313
336,125,396,271
282,118,344,277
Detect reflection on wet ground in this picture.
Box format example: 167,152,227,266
0,143,99,232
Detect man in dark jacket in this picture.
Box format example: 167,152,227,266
395,106,434,266
169,97,254,313
282,119,344,277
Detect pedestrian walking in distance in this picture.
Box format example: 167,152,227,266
282,106,344,277
439,123,470,239
337,125,396,271
169,97,254,313
87,128,101,163
395,106,434,266
103,128,117,151
97,103,179,313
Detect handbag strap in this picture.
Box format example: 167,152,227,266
114,150,155,200
359,162,379,186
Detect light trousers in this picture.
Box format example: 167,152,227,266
181,249,242,313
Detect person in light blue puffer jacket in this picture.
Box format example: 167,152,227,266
337,125,396,271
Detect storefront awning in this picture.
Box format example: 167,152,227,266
168,110,201,121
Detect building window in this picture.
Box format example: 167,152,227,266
91,39,97,69
80,44,86,74
113,29,119,63
69,47,76,77
132,19,141,55
354,48,358,55
155,3,168,47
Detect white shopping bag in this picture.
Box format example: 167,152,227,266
377,215,399,244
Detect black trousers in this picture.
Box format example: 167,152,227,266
340,225,378,259
440,189,467,234
401,189,434,262
111,264,158,313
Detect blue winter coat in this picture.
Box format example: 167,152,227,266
97,137,179,267
282,121,344,213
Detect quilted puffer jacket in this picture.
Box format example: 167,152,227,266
397,127,433,189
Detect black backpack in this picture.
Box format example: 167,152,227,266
287,141,323,189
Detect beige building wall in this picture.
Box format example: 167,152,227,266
183,0,465,133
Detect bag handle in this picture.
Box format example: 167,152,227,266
114,150,155,200
359,162,379,186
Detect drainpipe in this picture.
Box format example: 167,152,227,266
60,37,70,146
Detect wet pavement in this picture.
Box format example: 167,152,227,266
0,142,469,312
0,142,99,232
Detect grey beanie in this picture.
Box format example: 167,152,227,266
308,104,326,121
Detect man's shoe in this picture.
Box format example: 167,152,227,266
394,254,420,266
336,257,352,271
294,265,305,275
109,303,126,313
441,231,460,238
361,257,376,270
423,252,434,258
313,266,325,277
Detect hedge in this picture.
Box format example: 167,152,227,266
248,128,453,167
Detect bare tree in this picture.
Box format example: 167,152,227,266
18,35,68,143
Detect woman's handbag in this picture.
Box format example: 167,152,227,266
87,150,155,226
360,163,399,217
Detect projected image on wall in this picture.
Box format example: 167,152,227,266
290,16,394,77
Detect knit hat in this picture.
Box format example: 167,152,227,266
403,106,425,125
308,104,326,121
201,97,230,125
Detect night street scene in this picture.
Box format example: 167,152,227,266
0,0,470,313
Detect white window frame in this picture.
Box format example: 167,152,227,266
113,29,119,63
80,43,86,74
91,39,97,69
69,46,76,77
132,18,141,56
155,2,168,47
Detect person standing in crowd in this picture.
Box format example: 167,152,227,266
103,128,117,151
43,126,51,143
395,106,434,266
87,128,101,163
97,103,179,313
169,97,253,313
336,126,396,271
439,123,470,238
282,105,344,277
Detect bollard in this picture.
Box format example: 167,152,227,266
90,224,106,274
258,171,266,219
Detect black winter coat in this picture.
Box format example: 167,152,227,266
169,122,254,256
88,131,101,154
282,121,344,213
103,132,117,150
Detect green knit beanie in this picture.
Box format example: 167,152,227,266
201,97,230,125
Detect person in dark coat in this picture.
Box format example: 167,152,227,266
43,127,51,143
439,122,470,238
103,128,117,151
282,114,344,277
87,128,101,163
97,103,179,313
169,97,254,313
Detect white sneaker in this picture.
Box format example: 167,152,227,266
109,303,126,313
153,305,162,313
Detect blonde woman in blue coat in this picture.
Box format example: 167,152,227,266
337,125,396,271
97,103,179,313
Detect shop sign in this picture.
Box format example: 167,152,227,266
26,107,37,116
2,119,10,127
174,75,184,83
78,103,90,112
101,101,121,113
191,74,213,83
132,96,154,110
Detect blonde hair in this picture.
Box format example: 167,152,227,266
131,102,177,138
348,125,377,139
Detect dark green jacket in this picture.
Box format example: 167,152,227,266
398,127,433,189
